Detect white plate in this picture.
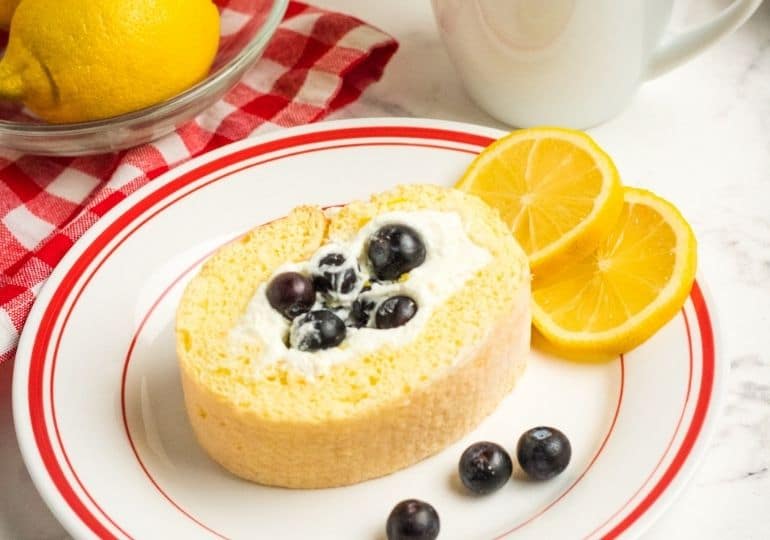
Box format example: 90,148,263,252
13,118,724,540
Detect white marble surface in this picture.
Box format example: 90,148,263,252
2,0,769,538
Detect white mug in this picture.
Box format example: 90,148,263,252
431,0,763,128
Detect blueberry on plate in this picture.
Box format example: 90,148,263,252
386,499,440,540
375,295,418,329
266,272,315,319
458,441,513,495
368,224,426,281
516,426,571,480
289,310,346,351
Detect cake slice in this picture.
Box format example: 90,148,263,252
176,184,531,488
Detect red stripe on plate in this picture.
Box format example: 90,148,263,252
121,250,231,540
28,127,493,538
24,126,716,539
583,307,695,539
602,282,715,538
496,357,626,538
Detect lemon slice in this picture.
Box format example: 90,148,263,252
532,187,697,355
456,127,623,272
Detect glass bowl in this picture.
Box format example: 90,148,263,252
0,0,288,156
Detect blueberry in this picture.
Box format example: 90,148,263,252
311,250,362,300
266,272,315,319
348,297,376,328
375,296,418,329
319,252,345,266
386,499,440,540
458,441,513,495
516,427,571,480
368,225,426,281
289,310,346,351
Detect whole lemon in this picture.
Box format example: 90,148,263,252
0,0,220,123
0,0,22,30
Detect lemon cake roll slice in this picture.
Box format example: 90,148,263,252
176,184,531,488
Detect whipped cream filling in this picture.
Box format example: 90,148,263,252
230,210,491,380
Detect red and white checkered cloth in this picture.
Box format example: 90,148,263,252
0,1,397,362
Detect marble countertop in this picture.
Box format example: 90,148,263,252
2,0,768,538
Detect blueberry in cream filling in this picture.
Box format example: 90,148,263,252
231,210,491,380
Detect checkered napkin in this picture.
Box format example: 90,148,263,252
0,1,397,363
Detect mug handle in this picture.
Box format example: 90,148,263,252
645,0,763,80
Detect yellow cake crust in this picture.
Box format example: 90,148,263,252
181,287,529,487
176,184,531,488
